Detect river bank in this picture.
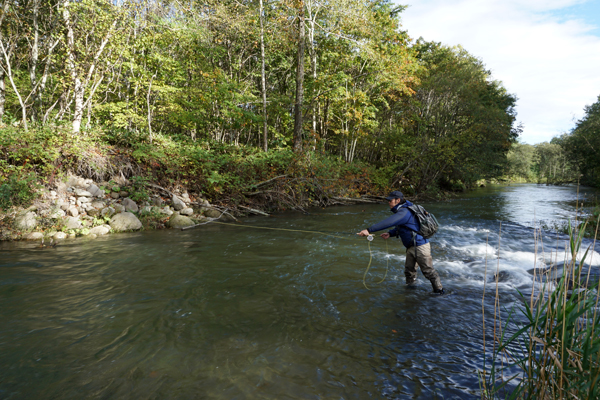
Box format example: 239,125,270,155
1,170,394,242
1,126,397,242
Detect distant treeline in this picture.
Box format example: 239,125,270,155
506,95,600,187
2,0,519,194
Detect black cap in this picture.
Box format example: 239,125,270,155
385,191,404,200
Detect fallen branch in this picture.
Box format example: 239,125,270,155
330,196,380,204
147,183,175,198
238,205,270,216
247,174,288,189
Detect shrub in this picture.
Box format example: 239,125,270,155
0,171,40,210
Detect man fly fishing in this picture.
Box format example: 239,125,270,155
357,191,444,295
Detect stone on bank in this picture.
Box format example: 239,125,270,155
109,212,143,232
167,213,196,229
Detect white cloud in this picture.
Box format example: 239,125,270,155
399,0,600,144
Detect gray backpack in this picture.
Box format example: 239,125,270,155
407,204,439,239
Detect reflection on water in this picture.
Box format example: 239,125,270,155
1,184,599,399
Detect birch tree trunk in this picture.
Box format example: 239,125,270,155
0,41,28,131
259,0,268,152
62,0,83,132
293,1,305,152
0,0,11,122
307,3,317,146
29,0,40,122
0,66,4,122
62,0,117,133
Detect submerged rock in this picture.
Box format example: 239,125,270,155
109,212,142,232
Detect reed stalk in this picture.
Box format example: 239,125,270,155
481,218,600,399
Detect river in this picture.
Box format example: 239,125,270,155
1,184,599,399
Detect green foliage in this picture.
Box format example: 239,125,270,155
1,0,523,198
506,142,537,182
533,139,579,184
0,171,40,210
128,176,150,203
560,95,600,187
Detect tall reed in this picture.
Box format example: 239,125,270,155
481,216,600,399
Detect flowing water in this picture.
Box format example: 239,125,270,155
1,184,599,399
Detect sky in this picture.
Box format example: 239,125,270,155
399,0,600,145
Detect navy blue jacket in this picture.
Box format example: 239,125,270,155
367,200,428,249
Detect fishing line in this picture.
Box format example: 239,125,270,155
186,220,390,289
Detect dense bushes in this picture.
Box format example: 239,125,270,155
0,125,390,211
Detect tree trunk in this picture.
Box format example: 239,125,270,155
0,67,4,122
308,15,317,149
62,0,83,132
259,0,268,152
293,2,305,152
29,0,40,122
147,72,155,144
0,41,28,131
62,0,116,133
0,0,9,122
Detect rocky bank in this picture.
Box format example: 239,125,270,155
0,174,232,242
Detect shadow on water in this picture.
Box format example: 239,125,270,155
1,184,599,399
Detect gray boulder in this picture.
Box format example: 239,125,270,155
180,207,194,216
25,232,44,240
14,211,38,230
110,192,120,199
53,232,68,239
74,188,93,197
86,184,105,197
64,216,82,230
172,195,186,211
68,206,79,217
167,214,196,229
101,206,115,217
109,212,142,232
204,209,222,219
91,200,105,209
89,225,111,236
121,198,138,213
114,204,125,213
49,208,66,219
